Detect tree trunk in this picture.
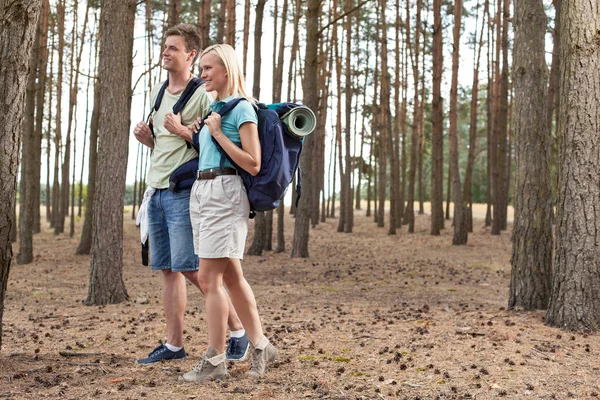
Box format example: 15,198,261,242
445,158,451,220
344,0,354,233
76,52,100,255
33,0,49,234
17,14,41,264
403,0,421,233
247,212,266,256
464,0,487,233
46,16,55,224
248,0,267,254
509,0,552,310
53,0,65,234
546,0,600,330
167,0,180,28
546,0,561,224
335,11,346,232
0,0,41,351
217,0,226,44
199,0,211,49
492,0,509,235
398,35,408,227
430,0,444,235
85,0,135,305
225,0,236,45
291,0,319,258
276,202,285,253
378,0,391,232
449,0,467,245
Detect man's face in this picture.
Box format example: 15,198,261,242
162,35,195,73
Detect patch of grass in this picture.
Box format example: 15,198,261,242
349,371,366,377
333,356,351,362
447,288,457,292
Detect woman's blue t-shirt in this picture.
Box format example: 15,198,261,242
198,96,258,171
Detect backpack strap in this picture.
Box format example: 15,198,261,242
146,78,205,149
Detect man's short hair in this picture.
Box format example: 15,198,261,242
165,24,202,63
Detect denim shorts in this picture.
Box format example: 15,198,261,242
148,188,198,272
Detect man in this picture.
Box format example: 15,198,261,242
133,24,249,364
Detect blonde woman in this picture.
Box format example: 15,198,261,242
179,44,277,383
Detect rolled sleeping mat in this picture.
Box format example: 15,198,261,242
280,105,316,138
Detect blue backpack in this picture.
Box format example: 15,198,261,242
193,98,304,218
146,77,206,192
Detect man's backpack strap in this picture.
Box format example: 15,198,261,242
147,78,205,149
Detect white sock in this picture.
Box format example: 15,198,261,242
230,329,246,339
254,336,269,350
165,343,183,352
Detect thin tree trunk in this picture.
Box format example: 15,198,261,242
291,0,319,258
276,202,285,253
0,0,42,350
546,0,600,330
546,0,561,224
430,0,444,235
449,0,467,245
199,0,211,49
76,68,100,255
53,0,65,234
217,0,226,43
46,16,55,224
464,0,486,233
378,0,390,231
33,0,49,234
79,15,96,219
167,0,180,28
225,0,236,45
403,0,421,233
344,0,354,233
17,12,41,264
398,33,408,227
445,159,451,220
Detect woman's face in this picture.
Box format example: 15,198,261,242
200,52,229,95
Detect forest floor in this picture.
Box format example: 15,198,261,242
2,203,599,400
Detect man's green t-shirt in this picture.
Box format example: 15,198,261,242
146,81,211,189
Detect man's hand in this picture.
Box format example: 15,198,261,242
164,112,192,141
133,120,154,149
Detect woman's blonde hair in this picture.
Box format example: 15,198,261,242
201,44,255,103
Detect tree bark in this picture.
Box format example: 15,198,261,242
33,0,49,234
0,0,42,351
464,0,487,233
430,0,444,235
546,0,600,331
53,0,65,234
292,0,319,258
167,0,180,28
225,0,236,45
403,0,421,233
449,0,467,245
509,0,552,310
76,48,100,255
492,0,509,235
85,0,135,305
17,13,41,264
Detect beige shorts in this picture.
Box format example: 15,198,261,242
190,175,250,259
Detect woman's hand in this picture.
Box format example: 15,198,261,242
204,113,224,139
187,116,203,133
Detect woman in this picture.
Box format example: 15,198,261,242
179,44,277,383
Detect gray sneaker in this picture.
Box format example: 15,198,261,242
246,342,278,378
179,346,228,383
